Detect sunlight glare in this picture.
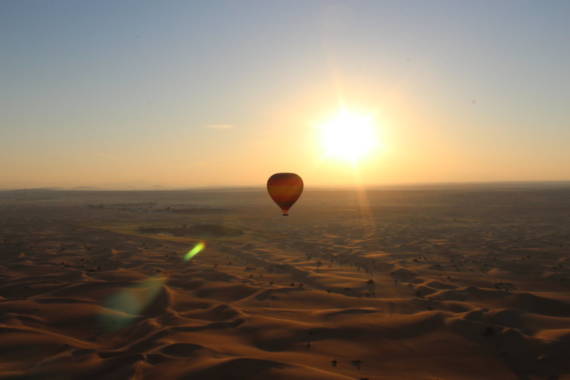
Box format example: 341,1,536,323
318,109,379,163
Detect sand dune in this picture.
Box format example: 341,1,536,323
0,188,569,379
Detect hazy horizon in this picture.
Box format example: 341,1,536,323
3,179,570,192
2,0,569,189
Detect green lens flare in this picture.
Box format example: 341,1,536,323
185,241,205,261
99,276,165,332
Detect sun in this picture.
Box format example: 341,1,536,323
318,109,379,163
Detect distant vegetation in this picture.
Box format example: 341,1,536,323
138,224,243,238
87,203,227,214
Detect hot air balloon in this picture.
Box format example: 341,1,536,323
267,173,303,216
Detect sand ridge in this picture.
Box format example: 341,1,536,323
0,188,569,379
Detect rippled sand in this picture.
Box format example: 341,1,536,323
0,186,569,379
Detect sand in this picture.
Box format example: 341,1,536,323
0,186,569,379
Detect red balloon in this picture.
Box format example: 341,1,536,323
267,173,303,216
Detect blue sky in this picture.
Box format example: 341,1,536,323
1,0,569,189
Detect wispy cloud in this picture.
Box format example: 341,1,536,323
205,124,234,130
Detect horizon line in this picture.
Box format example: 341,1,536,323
2,179,570,192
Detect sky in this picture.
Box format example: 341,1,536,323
1,0,569,189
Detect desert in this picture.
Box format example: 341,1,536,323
0,185,569,379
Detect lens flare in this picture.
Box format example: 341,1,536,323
99,276,165,332
185,241,205,261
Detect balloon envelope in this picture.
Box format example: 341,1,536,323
267,173,303,216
